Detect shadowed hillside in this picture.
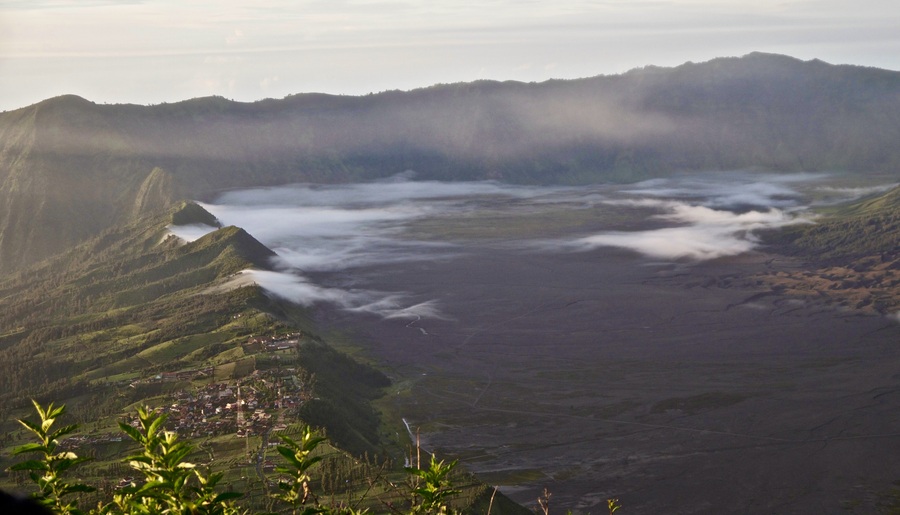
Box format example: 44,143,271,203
2,53,900,272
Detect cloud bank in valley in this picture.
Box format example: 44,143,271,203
622,172,826,209
170,172,865,314
569,200,806,260
167,223,220,243
236,270,446,320
204,178,564,272
174,177,577,318
559,172,819,261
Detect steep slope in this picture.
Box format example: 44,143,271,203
132,166,177,219
2,53,900,272
0,96,181,273
0,202,388,456
0,202,255,400
0,202,531,514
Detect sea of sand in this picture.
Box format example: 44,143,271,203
200,173,900,513
312,243,900,513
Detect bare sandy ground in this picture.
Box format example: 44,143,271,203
312,242,899,514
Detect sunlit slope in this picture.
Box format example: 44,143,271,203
761,186,899,314
771,185,899,259
0,202,389,454
0,202,265,400
0,202,532,514
3,53,900,272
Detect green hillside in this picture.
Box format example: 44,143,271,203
767,185,900,260
0,203,529,513
0,202,381,446
3,53,900,273
760,186,900,314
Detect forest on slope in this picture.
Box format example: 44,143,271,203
2,52,900,273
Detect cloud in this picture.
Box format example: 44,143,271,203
622,172,828,209
183,176,578,318
198,202,441,272
202,178,575,272
240,269,356,306
567,202,809,261
568,200,808,261
812,183,899,205
561,173,817,261
572,225,758,261
383,300,447,320
166,223,218,242
240,269,443,319
569,202,809,261
174,172,826,315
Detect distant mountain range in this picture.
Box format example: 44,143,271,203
0,53,897,513
3,52,900,273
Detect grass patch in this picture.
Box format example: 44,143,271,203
137,331,231,364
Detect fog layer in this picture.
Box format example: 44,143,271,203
169,172,887,315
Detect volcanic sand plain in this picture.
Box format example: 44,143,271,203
308,202,900,514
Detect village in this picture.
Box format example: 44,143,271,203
143,332,312,439
64,332,313,451
145,365,313,440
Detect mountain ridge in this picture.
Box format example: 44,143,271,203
3,52,900,273
0,201,392,457
0,202,498,512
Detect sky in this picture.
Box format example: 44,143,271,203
1,0,899,112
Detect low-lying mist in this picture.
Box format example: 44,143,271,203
168,171,891,317
556,173,822,260
566,200,803,260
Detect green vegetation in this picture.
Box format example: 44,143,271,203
0,203,280,414
103,405,243,515
405,456,461,514
0,205,529,513
759,185,900,315
10,401,95,514
766,185,900,260
7,401,532,514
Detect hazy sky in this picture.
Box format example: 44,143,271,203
2,0,899,111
